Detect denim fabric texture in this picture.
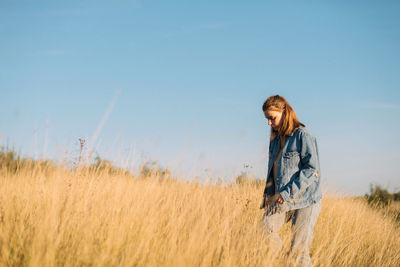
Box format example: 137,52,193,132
263,126,322,216
260,201,322,267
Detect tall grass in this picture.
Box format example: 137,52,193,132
0,161,399,266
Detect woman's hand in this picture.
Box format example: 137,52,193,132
276,194,284,204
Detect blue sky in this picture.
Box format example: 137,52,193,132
1,0,400,195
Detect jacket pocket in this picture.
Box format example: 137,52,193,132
283,151,300,169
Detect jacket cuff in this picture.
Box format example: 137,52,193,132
279,189,290,203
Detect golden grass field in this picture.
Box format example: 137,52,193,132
0,163,399,267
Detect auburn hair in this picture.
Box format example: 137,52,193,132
262,95,305,140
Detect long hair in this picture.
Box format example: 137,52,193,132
262,95,305,140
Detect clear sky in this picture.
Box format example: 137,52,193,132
1,0,400,195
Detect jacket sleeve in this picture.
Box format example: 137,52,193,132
279,131,320,202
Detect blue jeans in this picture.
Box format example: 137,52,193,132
260,201,322,267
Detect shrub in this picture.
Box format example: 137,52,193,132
0,146,54,174
139,161,171,180
365,184,393,206
235,172,264,187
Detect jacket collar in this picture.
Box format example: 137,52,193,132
288,126,303,137
273,126,302,141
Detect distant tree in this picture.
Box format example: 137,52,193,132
89,153,130,176
365,184,394,206
394,191,400,202
235,171,264,187
235,171,249,185
0,146,54,174
139,161,171,180
0,146,20,173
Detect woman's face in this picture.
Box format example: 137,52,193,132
264,109,283,131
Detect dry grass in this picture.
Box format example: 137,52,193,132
0,164,399,266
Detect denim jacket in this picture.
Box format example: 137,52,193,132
262,126,322,215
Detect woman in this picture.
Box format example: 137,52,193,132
260,95,322,267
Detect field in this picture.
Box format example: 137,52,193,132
0,162,399,266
